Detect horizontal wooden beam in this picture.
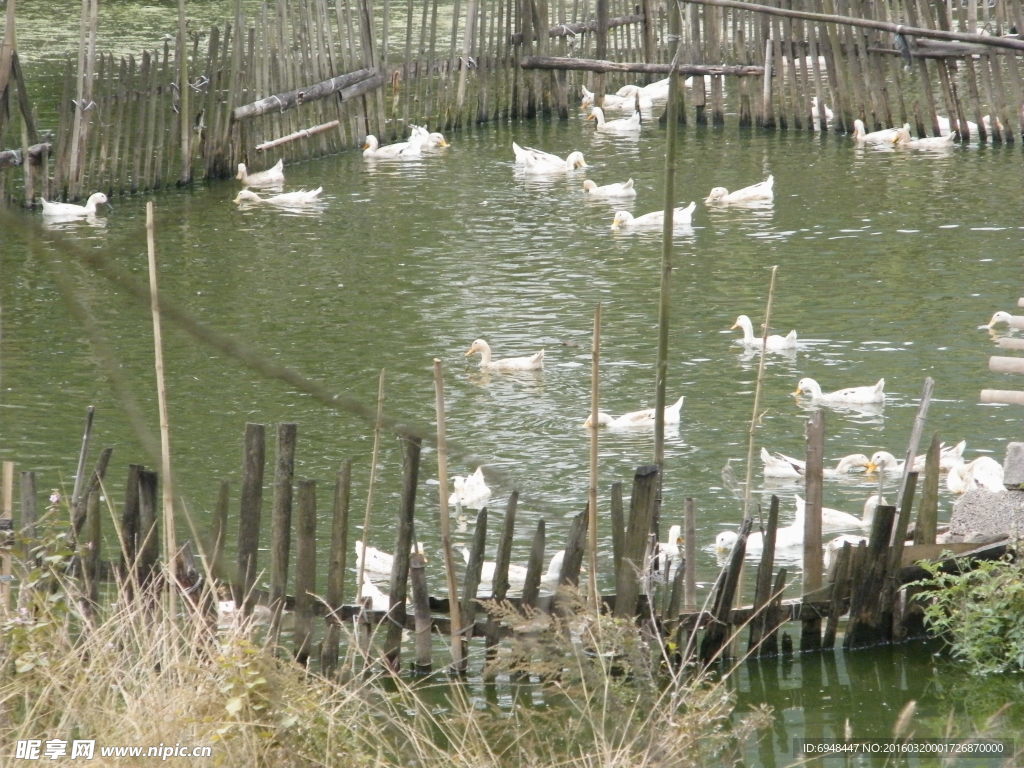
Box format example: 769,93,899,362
989,356,1024,375
0,142,51,169
996,337,1024,352
981,389,1024,405
256,120,341,152
233,68,377,122
520,55,765,76
682,0,1024,52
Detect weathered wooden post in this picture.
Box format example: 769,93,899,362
269,423,297,638
294,479,317,665
613,465,659,619
385,433,421,671
801,411,825,652
321,460,352,675
235,423,265,613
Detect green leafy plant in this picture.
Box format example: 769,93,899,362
912,553,1024,675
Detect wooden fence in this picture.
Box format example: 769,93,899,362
0,0,1022,204
1,402,1013,676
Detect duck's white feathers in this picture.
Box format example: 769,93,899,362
40,192,109,217
731,314,796,352
583,395,684,428
705,176,774,205
233,187,323,206
587,106,642,133
611,201,696,230
583,178,637,198
236,159,285,187
794,377,885,405
465,338,544,371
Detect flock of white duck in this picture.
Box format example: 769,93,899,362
713,299,1012,564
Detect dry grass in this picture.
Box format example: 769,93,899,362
0,556,770,767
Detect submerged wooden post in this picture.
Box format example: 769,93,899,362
321,460,352,675
385,434,421,671
914,435,940,545
410,552,432,674
801,411,825,652
210,480,229,580
520,519,546,609
270,423,297,638
137,468,160,584
120,464,142,574
614,465,659,619
461,508,488,641
700,517,752,663
294,479,317,666
19,470,37,543
235,423,265,613
748,496,779,654
844,504,896,649
684,497,697,612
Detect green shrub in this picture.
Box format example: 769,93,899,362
912,553,1024,675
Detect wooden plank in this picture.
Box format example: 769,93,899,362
521,55,764,75
386,434,421,670
235,423,265,613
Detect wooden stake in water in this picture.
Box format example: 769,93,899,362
146,202,177,594
433,358,464,672
587,302,601,611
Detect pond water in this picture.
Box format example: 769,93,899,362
3,3,1024,765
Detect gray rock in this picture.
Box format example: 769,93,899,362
948,488,1024,539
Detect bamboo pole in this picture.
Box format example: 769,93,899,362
741,265,780,521
586,302,601,610
685,0,1024,52
146,202,178,598
520,56,764,75
356,370,386,603
432,358,464,673
176,0,191,184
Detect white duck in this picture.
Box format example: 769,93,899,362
40,192,110,217
616,77,670,101
985,311,1017,329
410,124,450,148
891,126,956,150
448,467,491,508
512,141,587,171
355,540,427,578
946,456,1005,494
611,201,696,230
824,534,868,570
362,133,423,159
605,84,655,111
852,119,905,145
760,447,870,480
794,494,887,532
583,395,684,428
462,547,565,592
582,178,637,198
730,314,796,352
465,338,544,371
235,159,284,187
587,106,642,133
867,441,967,475
358,574,392,611
705,176,774,205
936,115,978,138
794,377,885,406
810,96,834,126
715,521,804,557
233,187,323,207
580,85,646,112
